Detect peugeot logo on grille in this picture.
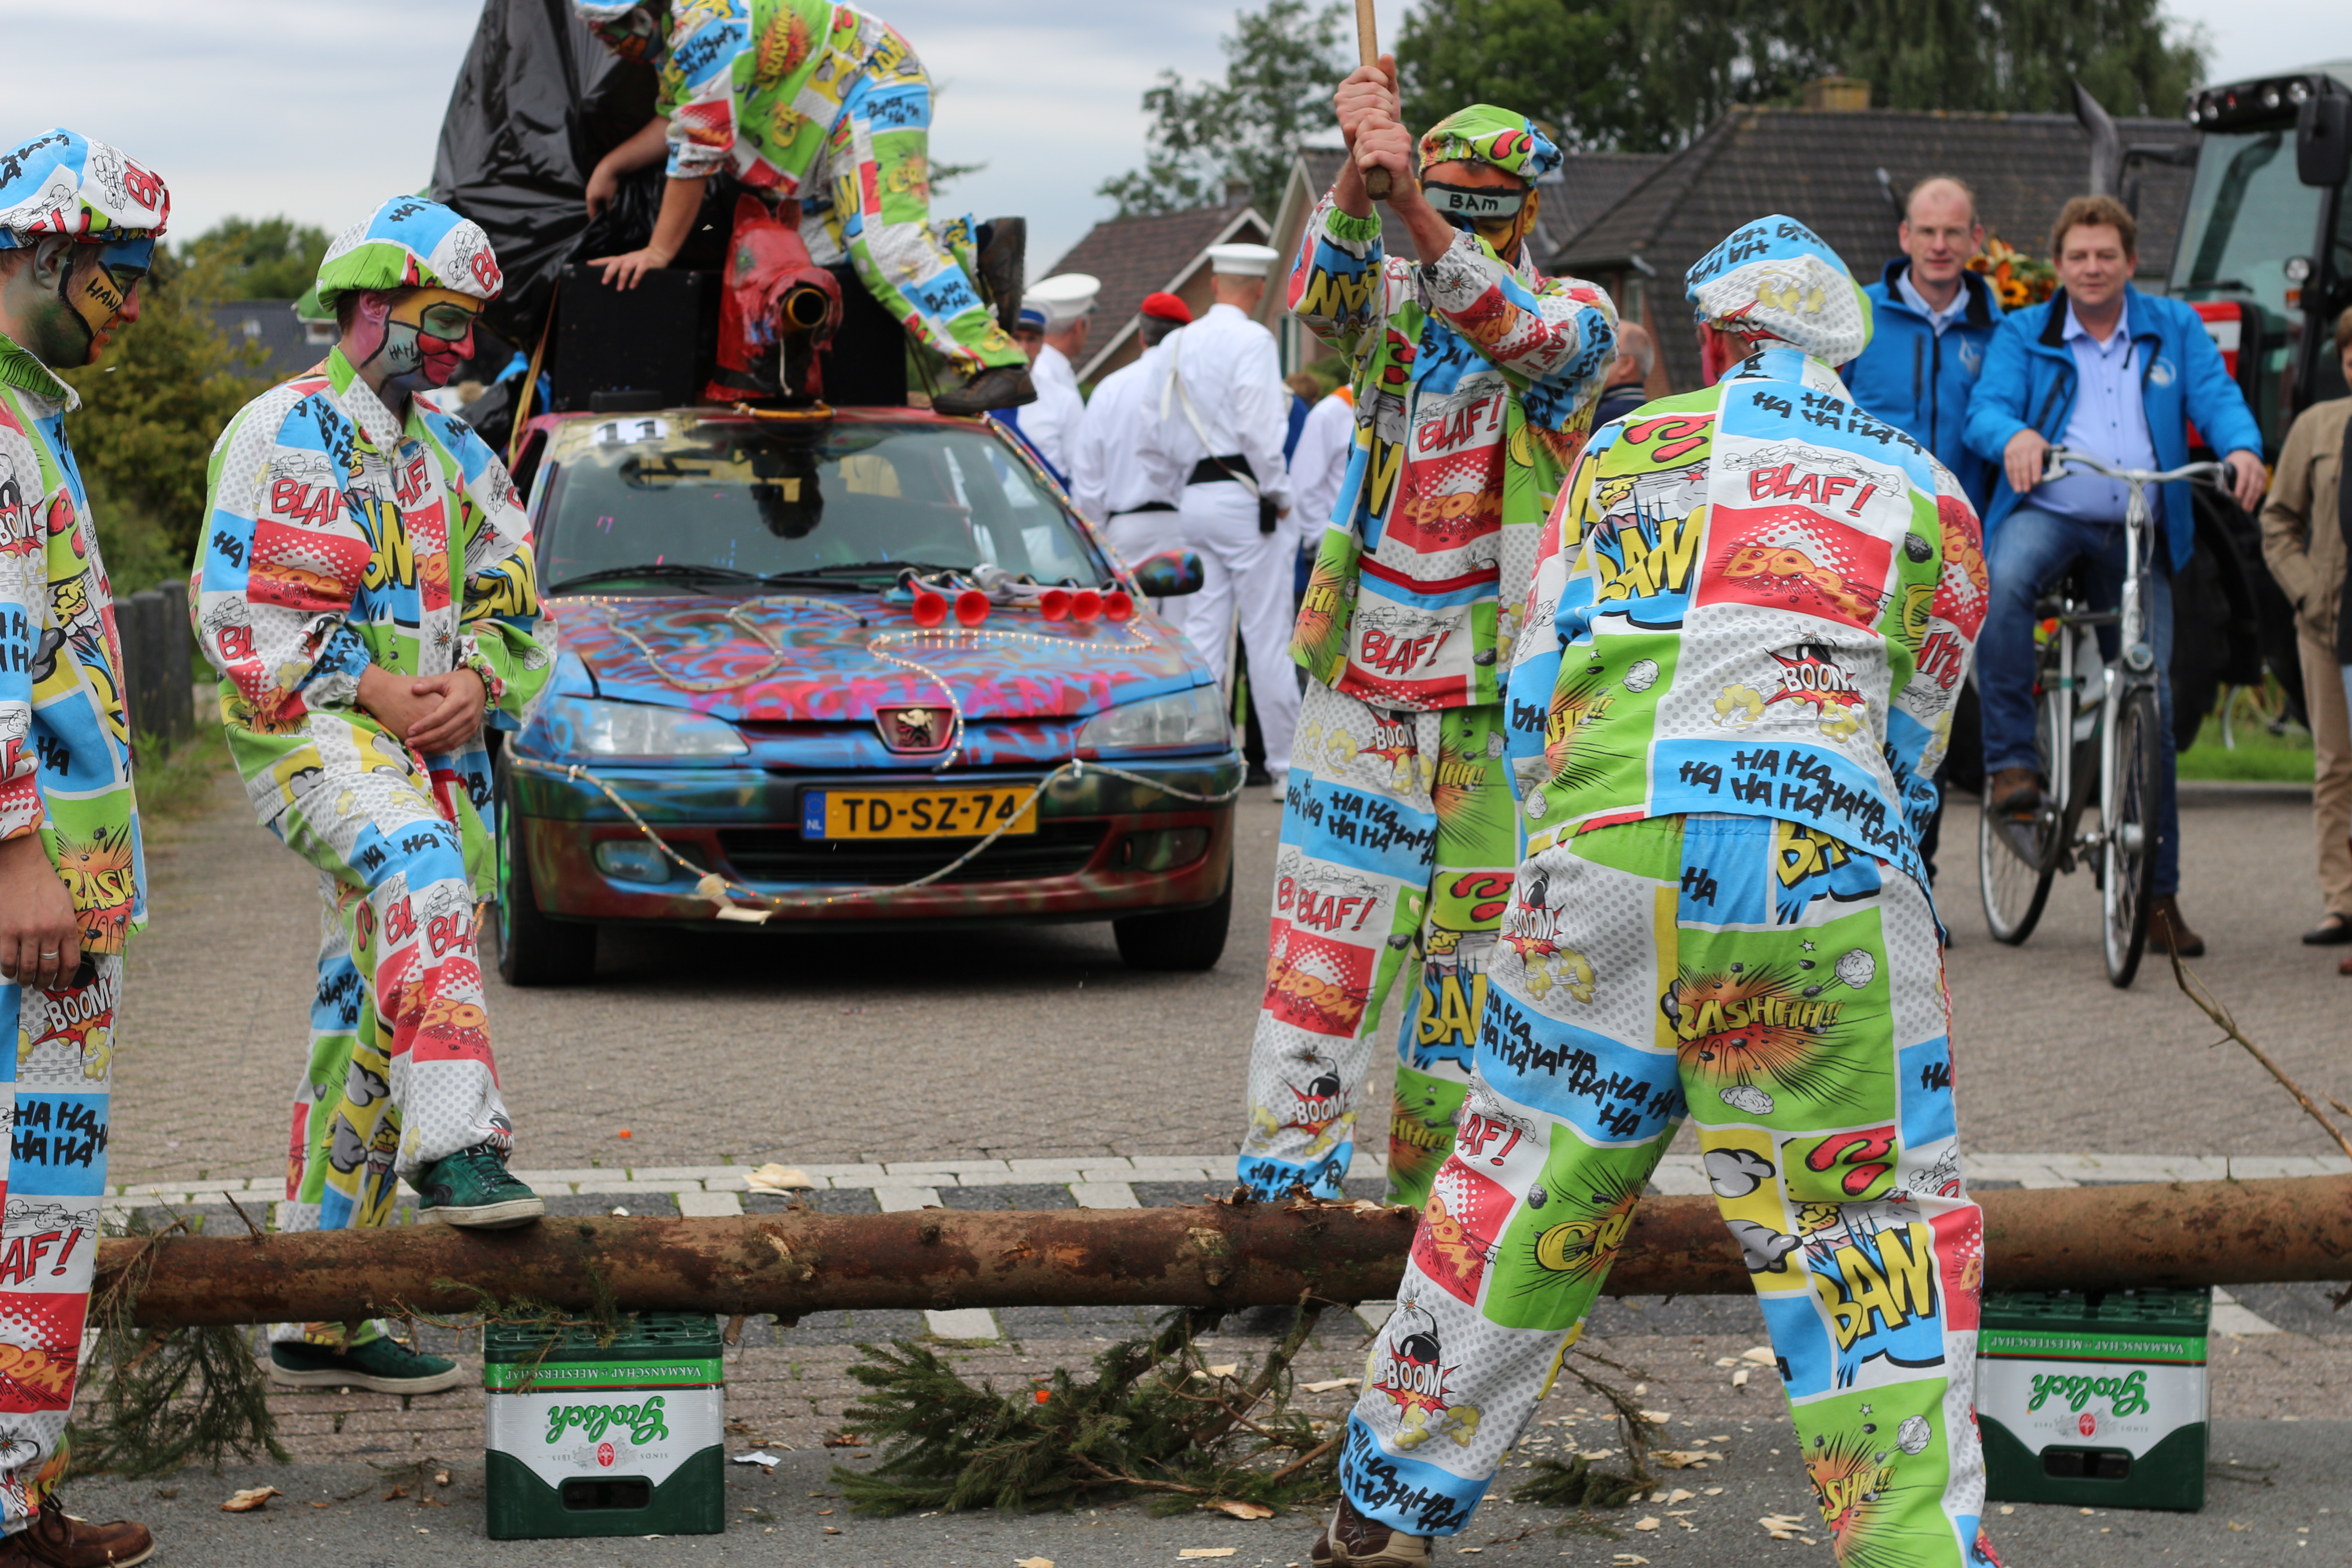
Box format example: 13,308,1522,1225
877,706,954,753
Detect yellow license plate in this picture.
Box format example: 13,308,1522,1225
802,787,1038,840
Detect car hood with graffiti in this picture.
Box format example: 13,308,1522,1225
539,592,1212,769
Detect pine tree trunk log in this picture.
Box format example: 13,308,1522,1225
97,1175,2352,1328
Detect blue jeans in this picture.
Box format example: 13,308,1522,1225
1977,504,2179,897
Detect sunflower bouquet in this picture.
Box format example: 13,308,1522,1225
1967,236,2057,309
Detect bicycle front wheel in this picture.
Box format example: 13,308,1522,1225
1978,794,2055,944
1980,686,2062,945
2102,686,2163,987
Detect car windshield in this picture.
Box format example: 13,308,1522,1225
536,416,1105,591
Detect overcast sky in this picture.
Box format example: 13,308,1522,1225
3,0,2337,281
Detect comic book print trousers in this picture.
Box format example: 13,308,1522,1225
262,725,511,1348
1236,679,1522,1208
801,58,1024,379
1339,813,2000,1568
0,958,116,1531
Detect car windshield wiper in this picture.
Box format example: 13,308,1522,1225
548,563,896,596
802,559,975,577
547,563,764,593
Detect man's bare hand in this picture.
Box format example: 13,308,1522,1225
585,245,672,290
1334,57,1400,152
2223,449,2266,512
357,663,433,742
586,161,622,220
1355,118,1416,204
0,832,79,993
404,670,488,756
2004,428,2051,496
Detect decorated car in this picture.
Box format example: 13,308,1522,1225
494,406,1238,984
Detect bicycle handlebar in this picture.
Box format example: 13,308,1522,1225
2044,447,2230,488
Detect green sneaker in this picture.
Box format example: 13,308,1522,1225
416,1142,544,1229
269,1336,465,1394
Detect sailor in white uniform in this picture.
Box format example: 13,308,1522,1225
1070,290,1193,568
1146,241,1299,784
1005,271,1096,485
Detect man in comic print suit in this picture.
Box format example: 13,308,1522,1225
1235,56,1617,1215
1311,217,2000,1568
194,197,556,1399
0,126,167,1568
574,0,1034,415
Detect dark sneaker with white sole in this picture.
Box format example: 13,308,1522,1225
416,1142,543,1228
269,1336,465,1395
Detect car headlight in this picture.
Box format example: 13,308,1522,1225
1075,686,1232,754
559,696,748,759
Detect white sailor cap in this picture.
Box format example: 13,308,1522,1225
1205,242,1281,278
1017,271,1100,331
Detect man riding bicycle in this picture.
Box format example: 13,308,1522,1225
1963,194,2264,956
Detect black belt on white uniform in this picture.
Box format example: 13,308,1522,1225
1187,455,1256,487
1119,500,1177,513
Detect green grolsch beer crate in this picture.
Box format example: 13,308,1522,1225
483,1313,725,1539
1974,1287,2209,1511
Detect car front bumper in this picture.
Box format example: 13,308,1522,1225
507,750,1242,927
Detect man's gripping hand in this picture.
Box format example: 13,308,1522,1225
1334,57,1407,214
2003,428,2051,496
2223,449,2266,513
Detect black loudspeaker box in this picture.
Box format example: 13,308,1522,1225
551,265,720,412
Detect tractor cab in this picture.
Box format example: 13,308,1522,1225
2173,62,2352,452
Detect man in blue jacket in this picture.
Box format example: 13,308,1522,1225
1848,174,2004,511
1963,194,2265,955
1846,175,2004,885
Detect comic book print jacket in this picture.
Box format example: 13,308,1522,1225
1285,192,1616,714
194,348,551,886
658,0,903,192
1506,343,1987,892
0,334,144,954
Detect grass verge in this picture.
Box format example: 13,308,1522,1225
134,728,231,820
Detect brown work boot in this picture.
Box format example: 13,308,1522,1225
1987,765,2041,817
2150,895,2205,958
1309,1497,1432,1566
933,363,1035,416
0,1502,155,1566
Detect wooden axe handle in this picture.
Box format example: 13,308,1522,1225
1353,0,1392,201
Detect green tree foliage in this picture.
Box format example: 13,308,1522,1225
1397,0,2210,152
58,247,266,573
179,215,333,300
1098,0,1350,219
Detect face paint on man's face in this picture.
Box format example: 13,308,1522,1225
366,288,482,394
62,238,154,362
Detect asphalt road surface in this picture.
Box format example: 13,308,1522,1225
117,776,2352,1182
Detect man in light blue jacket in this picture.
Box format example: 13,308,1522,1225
1963,195,2265,956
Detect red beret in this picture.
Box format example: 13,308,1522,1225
1139,291,1193,324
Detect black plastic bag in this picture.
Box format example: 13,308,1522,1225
429,0,657,346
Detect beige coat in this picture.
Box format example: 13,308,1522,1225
2260,395,2350,646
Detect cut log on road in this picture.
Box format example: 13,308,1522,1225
100,1175,2352,1328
